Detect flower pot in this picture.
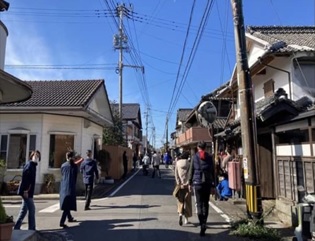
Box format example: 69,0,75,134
0,222,14,241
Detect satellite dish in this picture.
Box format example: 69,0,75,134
196,101,217,127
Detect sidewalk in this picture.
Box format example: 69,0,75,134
211,196,295,240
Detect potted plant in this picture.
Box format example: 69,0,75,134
0,198,14,241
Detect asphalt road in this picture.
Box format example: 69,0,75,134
4,166,243,241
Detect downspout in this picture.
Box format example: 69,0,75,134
258,57,292,100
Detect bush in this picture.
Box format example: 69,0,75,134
230,219,282,241
0,199,13,224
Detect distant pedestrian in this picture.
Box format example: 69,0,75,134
174,151,192,226
151,151,161,178
132,151,138,171
80,150,99,210
163,152,172,168
122,151,128,178
221,146,235,173
142,153,150,176
14,150,41,231
188,141,214,237
59,151,78,228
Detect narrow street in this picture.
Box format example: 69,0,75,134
4,166,244,241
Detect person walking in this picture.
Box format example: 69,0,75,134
59,151,78,228
174,151,192,226
80,150,99,211
142,153,150,176
151,151,161,178
188,141,214,237
132,151,138,171
122,151,128,179
14,150,41,231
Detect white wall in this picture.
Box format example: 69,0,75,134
276,144,311,157
0,113,103,191
253,58,292,102
0,21,8,70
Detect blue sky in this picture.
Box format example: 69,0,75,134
1,0,314,148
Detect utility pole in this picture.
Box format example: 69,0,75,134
113,4,128,120
152,127,156,150
113,4,144,121
144,110,148,153
230,0,263,220
165,117,168,151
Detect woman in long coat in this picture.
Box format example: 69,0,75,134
59,151,78,228
174,151,192,226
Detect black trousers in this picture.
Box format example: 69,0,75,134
85,183,94,209
60,209,73,225
193,184,211,226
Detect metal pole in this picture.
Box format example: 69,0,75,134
230,0,263,220
118,6,123,121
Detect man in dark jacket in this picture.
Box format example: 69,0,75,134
59,151,78,228
80,150,99,210
188,141,214,237
14,150,41,230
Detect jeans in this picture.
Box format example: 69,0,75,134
193,184,211,226
85,183,94,209
14,197,36,230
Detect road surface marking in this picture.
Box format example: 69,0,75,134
209,201,231,224
39,203,60,213
3,204,20,208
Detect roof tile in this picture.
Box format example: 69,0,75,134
1,80,103,107
247,26,315,52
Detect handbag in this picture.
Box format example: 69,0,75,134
172,184,180,198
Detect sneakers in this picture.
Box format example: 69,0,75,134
179,215,183,226
59,224,68,228
184,217,189,224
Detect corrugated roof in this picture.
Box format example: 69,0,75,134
247,26,315,52
1,79,104,107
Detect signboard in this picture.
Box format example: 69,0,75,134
243,157,248,180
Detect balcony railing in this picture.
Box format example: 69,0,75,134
175,127,212,147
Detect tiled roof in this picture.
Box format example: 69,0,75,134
1,80,104,107
177,108,193,122
247,26,315,52
111,103,140,120
212,117,227,129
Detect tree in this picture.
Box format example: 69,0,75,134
103,102,125,146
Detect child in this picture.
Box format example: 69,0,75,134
216,173,232,201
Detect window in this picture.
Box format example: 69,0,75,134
263,79,274,98
277,129,309,145
49,134,74,168
0,135,8,162
294,59,315,97
7,134,27,168
1,133,37,169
